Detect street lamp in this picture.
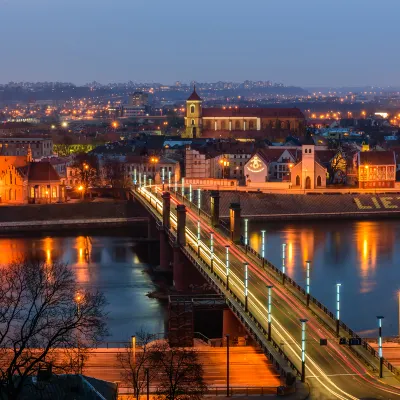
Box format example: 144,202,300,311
267,285,273,341
197,188,201,214
162,167,165,186
197,220,201,256
225,245,230,290
377,316,384,378
261,230,266,267
75,292,84,373
139,172,142,187
244,219,248,249
143,174,147,187
300,319,308,382
244,263,248,312
189,184,193,203
131,335,136,367
168,171,172,189
181,178,185,197
133,168,137,185
306,261,311,307
210,232,214,273
336,283,341,336
282,243,286,285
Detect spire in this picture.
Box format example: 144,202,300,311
26,144,32,163
187,85,202,101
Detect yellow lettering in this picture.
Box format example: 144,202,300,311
381,197,398,209
371,197,381,209
354,198,372,210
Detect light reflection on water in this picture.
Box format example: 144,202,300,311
0,235,166,342
249,220,400,337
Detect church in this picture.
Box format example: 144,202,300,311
183,87,305,139
0,146,65,204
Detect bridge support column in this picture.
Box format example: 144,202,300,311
159,228,172,271
173,244,185,291
210,191,220,228
222,309,246,340
162,192,171,229
229,203,241,243
176,204,187,246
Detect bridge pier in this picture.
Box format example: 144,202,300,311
210,191,220,228
176,204,186,246
159,228,172,270
229,203,242,243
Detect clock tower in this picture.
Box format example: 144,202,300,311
184,86,202,138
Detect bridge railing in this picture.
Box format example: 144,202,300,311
239,236,400,377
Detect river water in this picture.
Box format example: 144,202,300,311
1,219,399,339
0,234,167,343
249,219,400,337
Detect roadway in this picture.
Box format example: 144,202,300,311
139,185,400,400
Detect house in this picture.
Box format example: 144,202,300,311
357,151,396,189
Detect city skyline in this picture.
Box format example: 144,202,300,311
1,0,399,86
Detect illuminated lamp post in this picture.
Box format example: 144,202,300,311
139,172,142,187
244,219,248,251
189,184,193,203
197,188,201,215
131,335,136,367
306,261,311,307
225,245,230,290
267,285,273,341
336,283,341,336
377,316,384,378
282,243,286,285
181,178,185,198
261,230,266,267
168,171,172,190
148,178,152,192
197,220,201,257
143,174,147,187
244,263,248,312
162,167,165,189
210,232,214,273
75,293,84,373
174,179,178,193
300,319,308,382
133,168,137,185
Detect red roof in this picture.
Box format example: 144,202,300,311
27,162,60,182
202,107,304,119
187,87,202,101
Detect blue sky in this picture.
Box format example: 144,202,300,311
0,0,398,86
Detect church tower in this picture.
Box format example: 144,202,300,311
184,86,202,138
301,136,315,189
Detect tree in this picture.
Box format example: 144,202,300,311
117,329,158,400
151,342,207,400
102,158,132,189
71,153,100,190
0,259,107,400
328,147,348,184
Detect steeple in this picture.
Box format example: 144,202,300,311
187,85,202,101
26,144,32,163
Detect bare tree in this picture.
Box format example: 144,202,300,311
0,259,107,400
72,153,100,190
151,342,207,400
117,329,158,400
328,147,347,184
102,158,132,189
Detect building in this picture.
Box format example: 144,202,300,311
129,91,149,106
0,148,65,204
124,155,181,184
0,137,53,158
183,87,305,139
357,151,396,189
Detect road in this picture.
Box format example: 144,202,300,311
139,185,400,400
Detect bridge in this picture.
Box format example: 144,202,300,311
133,184,400,399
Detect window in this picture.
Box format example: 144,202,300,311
191,119,195,126
235,121,240,129
296,175,300,186
30,187,34,198
190,105,195,114
317,176,322,187
52,187,57,198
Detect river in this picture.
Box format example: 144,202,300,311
1,219,399,340
0,233,167,343
249,219,400,337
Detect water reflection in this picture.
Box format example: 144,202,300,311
0,235,166,341
249,219,400,336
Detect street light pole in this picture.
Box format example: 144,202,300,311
282,243,286,285
145,367,150,400
244,263,248,312
336,283,341,336
189,184,193,203
197,220,201,257
226,334,230,397
300,319,308,382
133,168,137,185
306,261,311,307
197,188,201,215
131,335,136,367
225,245,230,290
261,230,266,267
181,178,185,198
267,285,273,341
210,232,214,273
244,219,248,252
139,172,142,187
168,171,171,190
377,316,384,378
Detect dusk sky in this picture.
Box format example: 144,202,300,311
0,0,398,86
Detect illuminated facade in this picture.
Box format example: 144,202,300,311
183,87,305,139
357,151,396,189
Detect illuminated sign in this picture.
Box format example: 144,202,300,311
247,155,265,173
355,196,400,210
